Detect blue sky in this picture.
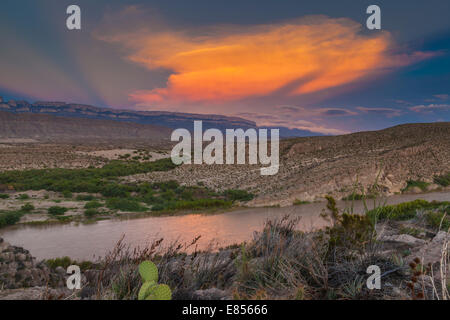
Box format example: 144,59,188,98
0,0,449,134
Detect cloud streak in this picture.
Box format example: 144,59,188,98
356,106,402,117
410,104,450,113
97,14,435,106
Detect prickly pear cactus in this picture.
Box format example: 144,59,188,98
139,260,158,282
137,261,172,300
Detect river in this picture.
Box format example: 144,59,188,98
1,191,448,261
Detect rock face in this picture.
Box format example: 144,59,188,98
381,234,427,246
0,238,64,290
415,231,449,264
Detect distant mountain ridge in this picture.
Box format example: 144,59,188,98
0,97,325,137
0,97,256,132
0,110,172,143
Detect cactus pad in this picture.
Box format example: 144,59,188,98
138,280,156,300
139,261,158,283
146,284,172,300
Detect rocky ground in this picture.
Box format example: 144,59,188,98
0,238,70,299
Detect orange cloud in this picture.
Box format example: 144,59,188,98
99,15,434,104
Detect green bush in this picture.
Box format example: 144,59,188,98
106,198,147,212
20,203,35,213
84,208,100,218
366,200,446,223
324,197,375,254
169,199,232,210
18,194,30,200
45,256,72,269
100,184,131,198
425,210,450,231
0,211,23,228
224,189,254,202
328,212,375,252
151,203,166,211
293,199,310,205
342,193,365,201
62,191,73,198
342,192,376,201
0,194,9,199
45,256,93,271
434,173,450,187
84,200,103,209
48,206,68,216
402,180,430,192
76,194,95,201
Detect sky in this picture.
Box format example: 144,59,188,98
0,0,449,135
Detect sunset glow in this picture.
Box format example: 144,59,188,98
99,17,434,105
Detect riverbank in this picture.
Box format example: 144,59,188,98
0,197,448,300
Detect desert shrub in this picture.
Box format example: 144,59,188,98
0,211,23,228
160,190,176,201
76,194,95,201
0,194,9,199
45,256,72,269
402,180,430,192
141,194,158,205
434,172,450,187
224,189,254,202
152,181,179,192
293,199,310,205
62,191,73,198
84,200,103,209
342,193,365,201
425,210,450,231
327,212,375,253
366,199,431,222
324,197,375,254
168,199,232,211
20,203,35,212
101,184,131,198
151,203,166,211
84,208,100,218
106,198,147,212
48,206,68,216
45,256,93,271
342,192,376,201
180,190,194,201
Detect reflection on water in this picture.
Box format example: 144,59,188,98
1,191,448,260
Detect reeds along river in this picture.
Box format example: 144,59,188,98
0,191,449,261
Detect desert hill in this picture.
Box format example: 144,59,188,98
131,122,450,205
